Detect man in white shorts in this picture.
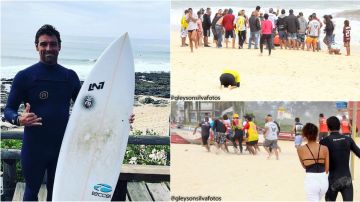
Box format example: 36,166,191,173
292,117,303,149
263,115,279,160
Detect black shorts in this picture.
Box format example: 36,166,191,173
225,30,234,38
220,73,236,87
188,29,196,34
202,134,210,145
203,29,210,37
246,140,257,146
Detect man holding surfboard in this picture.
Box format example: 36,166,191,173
4,24,135,201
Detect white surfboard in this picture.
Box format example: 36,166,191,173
52,33,134,201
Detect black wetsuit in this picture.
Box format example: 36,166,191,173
199,121,211,145
4,62,81,201
320,132,360,201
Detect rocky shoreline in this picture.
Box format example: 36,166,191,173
1,72,170,115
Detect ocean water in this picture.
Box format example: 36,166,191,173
171,0,360,46
1,35,169,80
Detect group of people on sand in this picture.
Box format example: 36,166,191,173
193,113,282,160
180,6,351,56
193,111,360,201
296,114,359,201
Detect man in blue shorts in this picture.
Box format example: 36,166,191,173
285,9,299,50
276,9,288,49
297,12,307,50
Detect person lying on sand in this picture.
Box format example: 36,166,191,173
219,69,240,89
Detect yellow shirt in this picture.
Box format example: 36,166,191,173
181,15,188,29
223,69,240,83
235,16,245,33
247,121,259,142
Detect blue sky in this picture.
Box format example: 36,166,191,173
1,1,170,40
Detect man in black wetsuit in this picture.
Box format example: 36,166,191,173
193,116,211,152
4,24,135,201
320,116,360,201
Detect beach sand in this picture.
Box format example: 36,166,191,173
171,32,360,101
132,104,170,136
171,140,360,201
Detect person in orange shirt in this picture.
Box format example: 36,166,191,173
340,115,352,137
318,114,328,141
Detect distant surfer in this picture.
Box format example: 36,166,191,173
193,116,211,152
219,69,240,89
4,25,135,201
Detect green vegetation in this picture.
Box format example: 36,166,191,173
1,129,169,183
124,129,170,166
1,139,23,182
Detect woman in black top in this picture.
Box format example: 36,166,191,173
297,123,329,202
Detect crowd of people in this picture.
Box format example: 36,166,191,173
192,111,360,201
180,6,351,56
193,113,281,159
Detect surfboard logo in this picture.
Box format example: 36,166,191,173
92,183,112,198
82,95,95,109
93,184,112,193
88,82,105,91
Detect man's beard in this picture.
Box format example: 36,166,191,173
42,51,58,64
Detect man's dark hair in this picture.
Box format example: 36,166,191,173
281,9,285,14
327,116,341,131
184,9,189,14
319,113,324,117
264,13,269,19
299,12,303,16
295,117,300,122
289,9,294,14
223,114,228,120
35,24,61,46
256,6,260,11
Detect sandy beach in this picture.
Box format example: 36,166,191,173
171,139,360,201
132,104,170,136
171,32,360,101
